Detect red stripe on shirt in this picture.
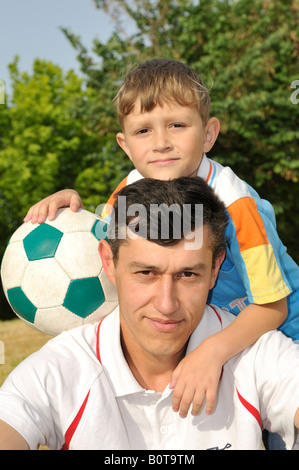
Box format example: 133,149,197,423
61,318,105,450
205,161,213,184
208,304,223,327
96,318,105,364
236,388,262,428
62,391,90,450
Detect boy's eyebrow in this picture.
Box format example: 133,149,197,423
127,119,152,131
126,111,192,131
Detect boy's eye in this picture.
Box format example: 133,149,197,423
171,123,185,128
137,128,149,134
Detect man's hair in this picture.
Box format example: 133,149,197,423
114,59,211,128
108,177,227,266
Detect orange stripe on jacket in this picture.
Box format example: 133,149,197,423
227,197,290,303
227,197,269,252
101,176,128,219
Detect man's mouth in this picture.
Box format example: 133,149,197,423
147,317,182,332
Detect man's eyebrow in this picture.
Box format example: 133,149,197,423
127,261,208,272
180,263,207,271
128,261,160,270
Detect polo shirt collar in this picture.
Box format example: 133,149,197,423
197,153,211,181
99,308,144,397
99,305,223,398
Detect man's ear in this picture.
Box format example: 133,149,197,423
203,117,220,154
209,250,225,290
98,240,116,285
116,132,133,162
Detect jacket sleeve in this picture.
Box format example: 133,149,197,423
226,195,291,304
101,176,129,220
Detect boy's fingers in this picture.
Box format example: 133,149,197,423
171,381,185,413
24,201,49,224
169,362,183,390
172,383,194,418
178,388,195,418
191,391,205,416
47,199,62,221
70,194,84,212
23,189,82,224
34,202,52,223
205,389,217,416
23,207,33,222
30,205,47,224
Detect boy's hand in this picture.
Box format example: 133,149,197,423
24,189,84,224
170,337,224,418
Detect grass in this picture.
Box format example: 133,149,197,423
0,319,52,449
0,318,52,386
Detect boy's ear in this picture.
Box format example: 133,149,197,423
116,132,133,162
203,117,220,153
98,240,116,285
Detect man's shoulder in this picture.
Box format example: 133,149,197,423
46,321,99,356
14,321,104,387
187,305,236,353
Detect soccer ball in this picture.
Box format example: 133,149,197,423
0,208,118,336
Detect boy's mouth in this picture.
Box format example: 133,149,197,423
150,158,180,166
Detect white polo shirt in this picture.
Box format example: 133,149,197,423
0,306,299,450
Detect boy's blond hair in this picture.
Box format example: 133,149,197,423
114,59,210,128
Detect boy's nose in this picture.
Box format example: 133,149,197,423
153,277,180,315
153,129,172,153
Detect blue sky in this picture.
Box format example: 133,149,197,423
0,0,116,96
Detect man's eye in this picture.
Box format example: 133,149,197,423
179,272,197,278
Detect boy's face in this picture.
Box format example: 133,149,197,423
116,100,219,180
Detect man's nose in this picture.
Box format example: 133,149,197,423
153,277,180,315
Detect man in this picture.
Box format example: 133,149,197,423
0,177,298,450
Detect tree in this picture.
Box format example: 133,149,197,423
1,0,298,319
0,59,101,318
0,56,133,319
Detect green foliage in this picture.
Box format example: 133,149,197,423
0,0,298,319
1,60,82,232
90,0,299,261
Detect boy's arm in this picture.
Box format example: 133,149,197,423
24,189,84,224
0,420,29,450
24,175,130,224
209,296,288,364
171,297,288,417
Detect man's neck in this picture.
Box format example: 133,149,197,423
121,336,185,392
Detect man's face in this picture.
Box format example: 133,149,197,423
100,227,222,364
116,100,219,180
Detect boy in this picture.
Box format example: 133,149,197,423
24,59,299,423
